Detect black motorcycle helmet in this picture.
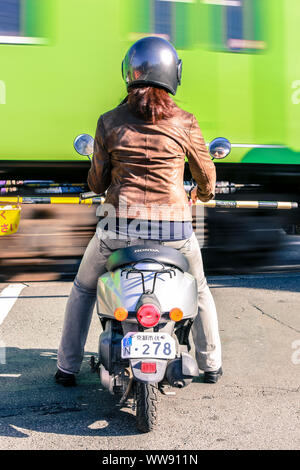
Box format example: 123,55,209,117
122,36,182,96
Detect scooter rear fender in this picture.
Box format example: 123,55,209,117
130,358,167,383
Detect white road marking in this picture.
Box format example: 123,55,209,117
0,374,21,378
0,284,26,326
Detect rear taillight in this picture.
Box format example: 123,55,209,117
137,304,161,328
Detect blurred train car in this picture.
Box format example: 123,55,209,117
0,204,98,281
0,0,300,278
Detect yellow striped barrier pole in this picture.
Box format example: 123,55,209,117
195,200,298,210
0,196,298,209
0,196,298,236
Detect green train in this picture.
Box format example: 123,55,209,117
0,0,300,192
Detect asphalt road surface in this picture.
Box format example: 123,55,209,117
0,274,299,451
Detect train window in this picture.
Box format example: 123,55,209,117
133,0,194,49
0,0,47,45
154,0,173,39
203,0,266,53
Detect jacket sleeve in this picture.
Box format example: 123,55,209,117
186,115,216,202
87,116,112,194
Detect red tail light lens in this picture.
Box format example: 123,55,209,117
137,304,161,328
141,362,157,374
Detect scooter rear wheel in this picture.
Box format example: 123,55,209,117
136,382,158,433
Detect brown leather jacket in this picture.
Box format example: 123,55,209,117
88,101,216,221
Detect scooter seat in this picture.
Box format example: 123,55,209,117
106,243,189,273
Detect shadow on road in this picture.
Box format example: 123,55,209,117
0,347,141,439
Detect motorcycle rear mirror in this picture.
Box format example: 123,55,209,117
209,137,231,160
73,134,94,156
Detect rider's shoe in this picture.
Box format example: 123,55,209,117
54,368,76,387
203,367,223,384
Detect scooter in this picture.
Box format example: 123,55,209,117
73,134,230,433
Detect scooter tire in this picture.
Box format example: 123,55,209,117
136,382,158,433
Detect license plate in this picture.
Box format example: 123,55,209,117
121,332,176,360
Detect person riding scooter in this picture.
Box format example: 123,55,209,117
55,36,222,387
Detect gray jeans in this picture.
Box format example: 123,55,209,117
57,231,222,374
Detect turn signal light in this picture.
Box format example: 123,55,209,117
169,308,183,322
114,307,128,322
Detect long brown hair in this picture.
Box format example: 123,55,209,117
127,86,175,124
